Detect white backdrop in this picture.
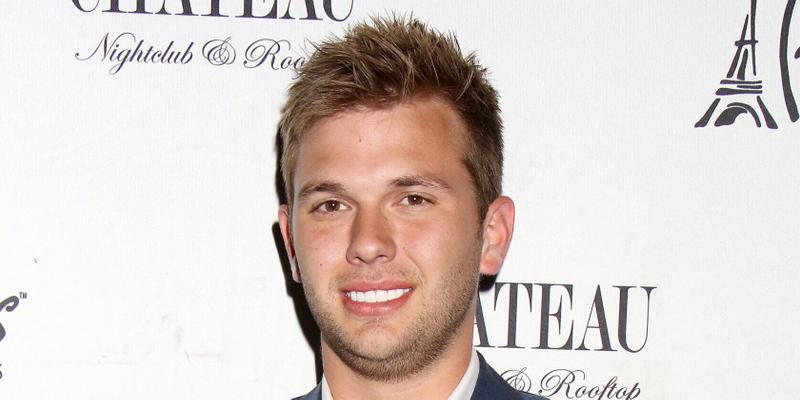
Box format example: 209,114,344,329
2,1,799,399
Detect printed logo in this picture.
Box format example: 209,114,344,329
70,0,354,21
499,367,643,399
696,0,799,129
0,294,23,345
474,284,655,353
501,367,532,392
781,0,799,122
538,369,641,400
75,33,307,75
0,292,26,381
203,37,237,66
71,1,355,74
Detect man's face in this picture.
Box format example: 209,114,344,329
279,96,491,380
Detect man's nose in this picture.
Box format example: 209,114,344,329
346,207,396,266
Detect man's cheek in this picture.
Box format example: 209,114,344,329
297,223,347,256
295,240,346,282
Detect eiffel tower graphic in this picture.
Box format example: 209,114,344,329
696,0,778,129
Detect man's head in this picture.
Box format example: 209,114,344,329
277,16,514,385
280,15,503,219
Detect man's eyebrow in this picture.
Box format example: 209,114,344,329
390,174,452,190
296,181,345,201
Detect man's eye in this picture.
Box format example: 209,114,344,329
315,200,343,213
400,194,429,207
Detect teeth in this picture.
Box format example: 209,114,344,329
346,288,411,303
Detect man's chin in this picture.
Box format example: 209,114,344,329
346,328,408,360
335,338,426,382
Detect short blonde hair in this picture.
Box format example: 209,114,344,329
280,15,503,217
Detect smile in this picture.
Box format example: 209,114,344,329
345,288,411,303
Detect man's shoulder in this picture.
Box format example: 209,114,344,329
291,383,321,400
474,352,549,400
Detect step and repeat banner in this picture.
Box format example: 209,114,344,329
2,1,799,399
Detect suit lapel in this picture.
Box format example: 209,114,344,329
470,352,521,400
292,383,322,400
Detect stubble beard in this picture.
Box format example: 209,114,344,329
302,247,482,382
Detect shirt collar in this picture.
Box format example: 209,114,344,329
320,348,480,400
447,348,480,400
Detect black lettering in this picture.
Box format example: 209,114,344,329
239,0,278,19
474,294,493,348
75,32,111,61
577,285,615,351
533,283,574,350
598,376,619,399
73,0,353,20
130,0,148,14
626,383,641,400
202,0,224,17
616,286,655,353
243,39,300,70
282,0,321,20
157,0,197,16
129,40,144,62
0,296,21,344
180,42,194,63
324,0,353,22
142,46,155,61
494,282,533,348
72,0,100,12
75,32,136,63
162,41,176,62
111,46,132,74
103,0,124,13
538,369,582,397
781,0,799,121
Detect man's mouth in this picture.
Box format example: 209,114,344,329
340,284,414,317
344,288,411,303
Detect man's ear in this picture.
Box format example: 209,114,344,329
278,204,302,283
479,196,515,276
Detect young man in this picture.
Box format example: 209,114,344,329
278,16,546,400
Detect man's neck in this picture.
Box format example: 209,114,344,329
321,317,475,400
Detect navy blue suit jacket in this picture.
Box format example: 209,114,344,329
292,353,547,400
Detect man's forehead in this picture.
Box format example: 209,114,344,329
288,96,473,202
301,95,468,144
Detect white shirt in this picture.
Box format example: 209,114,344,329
321,349,480,400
